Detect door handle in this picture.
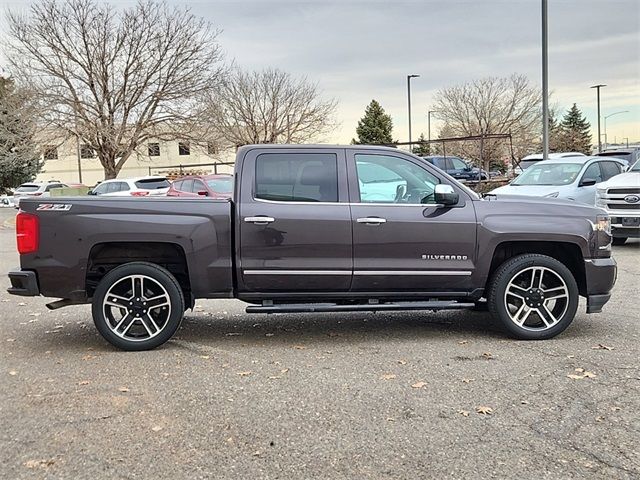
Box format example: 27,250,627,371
244,216,275,225
357,217,387,225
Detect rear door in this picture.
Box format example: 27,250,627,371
238,147,352,292
347,149,477,293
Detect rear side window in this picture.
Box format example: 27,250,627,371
600,161,622,180
206,178,233,193
135,178,170,190
181,179,195,192
255,153,338,202
582,163,603,183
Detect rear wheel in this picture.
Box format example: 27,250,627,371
612,237,627,246
91,262,184,351
487,254,579,340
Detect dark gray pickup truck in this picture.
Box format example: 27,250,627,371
8,145,617,350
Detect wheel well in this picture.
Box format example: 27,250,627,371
86,242,191,302
487,241,586,295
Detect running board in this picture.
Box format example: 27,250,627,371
246,300,475,314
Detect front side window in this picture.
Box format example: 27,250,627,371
255,153,338,202
93,183,109,195
355,154,440,204
582,163,603,183
450,158,467,170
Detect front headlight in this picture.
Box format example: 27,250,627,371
595,214,611,233
595,188,607,207
544,191,559,198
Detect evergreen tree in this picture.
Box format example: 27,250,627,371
0,76,42,193
411,133,431,155
559,103,592,154
352,100,393,144
548,111,562,152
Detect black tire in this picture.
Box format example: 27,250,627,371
612,237,627,246
487,254,579,340
92,262,185,351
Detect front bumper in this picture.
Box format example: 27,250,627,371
583,257,617,313
7,269,40,296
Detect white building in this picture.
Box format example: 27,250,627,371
36,135,236,185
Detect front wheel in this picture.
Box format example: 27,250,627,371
487,254,579,340
91,262,185,351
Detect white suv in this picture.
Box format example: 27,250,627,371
89,176,170,197
14,181,68,207
596,160,640,245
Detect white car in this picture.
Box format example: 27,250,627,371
490,156,625,205
596,159,640,245
518,152,586,171
89,176,171,197
13,181,68,207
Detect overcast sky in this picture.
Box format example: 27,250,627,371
2,0,639,146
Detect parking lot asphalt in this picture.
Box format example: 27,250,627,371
0,207,638,479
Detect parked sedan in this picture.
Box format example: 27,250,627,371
167,174,234,199
89,176,171,197
421,156,489,181
489,156,625,205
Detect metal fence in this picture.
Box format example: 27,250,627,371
148,161,235,177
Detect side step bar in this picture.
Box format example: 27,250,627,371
246,300,475,314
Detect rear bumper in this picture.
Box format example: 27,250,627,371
583,257,617,313
7,269,40,296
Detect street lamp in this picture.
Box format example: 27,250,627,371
407,74,420,150
542,0,549,159
590,84,607,152
603,110,628,150
428,110,438,150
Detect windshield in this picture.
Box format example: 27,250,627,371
206,178,233,193
631,160,640,172
512,162,583,186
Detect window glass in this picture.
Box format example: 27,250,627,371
255,153,338,202
134,178,170,189
93,183,109,195
173,181,183,191
16,184,40,193
582,163,603,183
106,182,121,193
193,180,207,194
600,161,621,180
512,163,583,186
432,158,446,169
118,182,130,191
148,143,160,157
450,158,467,170
178,142,190,156
206,177,234,193
355,154,440,204
181,179,195,193
45,184,64,192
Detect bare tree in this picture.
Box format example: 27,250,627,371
433,74,542,169
207,68,338,146
4,0,224,179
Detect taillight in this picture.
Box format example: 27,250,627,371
16,212,39,254
130,191,149,197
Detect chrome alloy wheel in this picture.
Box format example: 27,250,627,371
102,274,172,341
503,266,569,331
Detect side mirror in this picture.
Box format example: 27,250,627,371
580,178,597,187
197,190,208,196
433,184,459,206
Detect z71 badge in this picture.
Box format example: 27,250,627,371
36,203,72,211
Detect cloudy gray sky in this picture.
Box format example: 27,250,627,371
2,0,639,145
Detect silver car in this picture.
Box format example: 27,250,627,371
490,156,625,205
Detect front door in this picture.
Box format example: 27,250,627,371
347,150,478,293
238,148,352,293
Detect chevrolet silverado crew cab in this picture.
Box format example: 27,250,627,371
8,145,617,351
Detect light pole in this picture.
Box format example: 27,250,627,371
603,110,628,150
428,110,438,152
623,137,629,148
590,84,607,152
407,74,420,150
542,0,549,159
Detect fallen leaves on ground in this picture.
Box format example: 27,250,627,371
458,410,470,417
6,338,15,342
567,368,596,379
481,352,493,360
381,374,397,380
8,370,17,376
592,344,613,351
236,371,252,377
462,378,473,384
78,380,89,386
118,387,130,392
24,459,55,469
411,381,427,389
151,426,163,432
293,345,306,350
476,406,493,415
458,340,469,345
397,360,407,365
